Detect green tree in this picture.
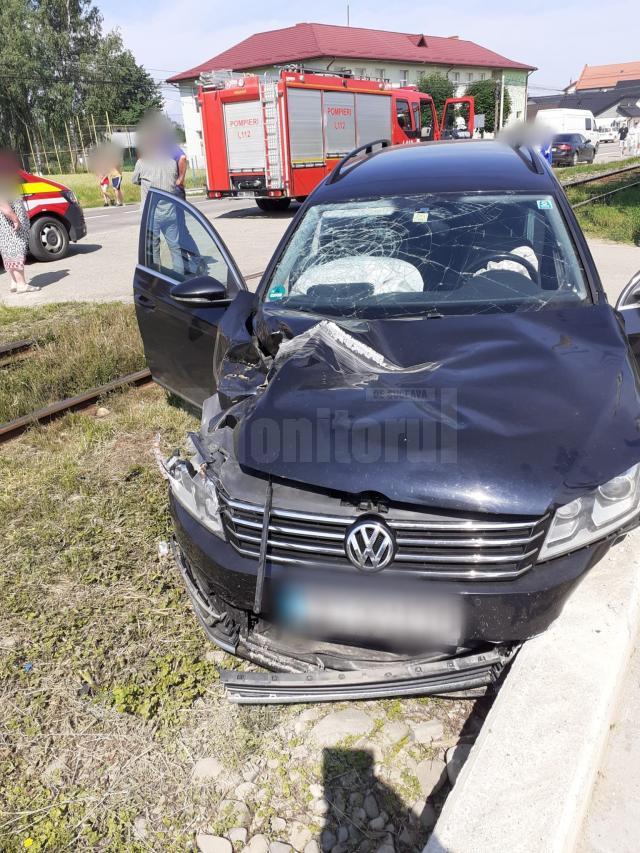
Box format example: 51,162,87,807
416,72,456,114
465,78,512,134
0,0,161,165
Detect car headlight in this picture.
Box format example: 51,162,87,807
538,463,640,561
165,444,226,540
62,189,78,204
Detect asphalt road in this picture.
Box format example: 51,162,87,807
0,196,298,306
1,190,639,307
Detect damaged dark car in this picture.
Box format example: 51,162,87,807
133,140,640,703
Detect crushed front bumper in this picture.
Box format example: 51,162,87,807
220,647,515,704
172,537,515,703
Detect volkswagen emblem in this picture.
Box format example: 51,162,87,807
345,518,395,572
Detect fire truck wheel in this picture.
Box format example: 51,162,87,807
29,217,70,262
255,198,291,213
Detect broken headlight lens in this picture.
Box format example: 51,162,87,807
538,463,640,561
166,450,226,540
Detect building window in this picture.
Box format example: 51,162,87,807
376,68,386,80
467,72,473,82
400,69,409,84
356,67,366,78
480,72,486,81
452,71,460,83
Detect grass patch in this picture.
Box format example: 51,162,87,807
566,182,640,244
0,383,290,848
40,170,206,208
0,302,145,423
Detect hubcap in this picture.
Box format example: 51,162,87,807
40,224,63,253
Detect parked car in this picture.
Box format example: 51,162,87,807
133,140,640,702
20,169,87,261
551,133,596,166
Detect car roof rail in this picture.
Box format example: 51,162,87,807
327,139,391,185
510,142,546,175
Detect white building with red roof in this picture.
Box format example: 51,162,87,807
168,22,535,167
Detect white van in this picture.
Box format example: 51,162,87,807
535,109,600,147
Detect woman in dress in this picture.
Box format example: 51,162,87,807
0,154,36,293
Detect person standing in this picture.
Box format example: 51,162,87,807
110,163,124,206
619,124,629,155
99,173,113,206
0,156,36,294
131,150,183,274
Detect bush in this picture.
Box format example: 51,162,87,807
417,73,456,115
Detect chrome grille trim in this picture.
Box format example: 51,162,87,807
219,492,547,580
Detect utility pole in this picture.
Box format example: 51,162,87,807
499,71,505,131
37,124,51,174
52,134,63,174
24,124,39,173
65,121,76,172
346,2,350,25
76,115,88,170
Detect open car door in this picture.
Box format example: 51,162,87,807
418,95,439,141
440,96,475,140
616,270,640,363
133,188,246,409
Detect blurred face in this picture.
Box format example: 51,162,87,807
0,150,21,199
136,112,178,159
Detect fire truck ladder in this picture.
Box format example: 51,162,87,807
260,81,284,192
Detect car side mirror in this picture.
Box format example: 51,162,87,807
171,274,228,304
616,271,640,310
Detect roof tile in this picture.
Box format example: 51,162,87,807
167,22,534,82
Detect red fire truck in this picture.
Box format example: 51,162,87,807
199,68,474,211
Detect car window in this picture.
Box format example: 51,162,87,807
263,194,591,318
396,99,412,131
144,193,237,286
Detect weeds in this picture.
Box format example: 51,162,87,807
567,183,640,244
0,302,145,422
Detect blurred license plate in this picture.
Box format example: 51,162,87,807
273,578,462,649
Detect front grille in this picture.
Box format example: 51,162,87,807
218,492,548,580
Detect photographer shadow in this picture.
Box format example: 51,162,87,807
319,747,441,852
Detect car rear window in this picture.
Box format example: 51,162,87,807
553,134,577,142
264,194,591,319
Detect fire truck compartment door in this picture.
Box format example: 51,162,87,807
224,101,266,171
323,91,356,158
356,94,392,148
287,88,323,166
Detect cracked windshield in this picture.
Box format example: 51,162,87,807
265,194,591,317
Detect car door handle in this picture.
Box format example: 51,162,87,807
134,293,155,310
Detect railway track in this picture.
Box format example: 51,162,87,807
0,367,152,444
561,161,640,208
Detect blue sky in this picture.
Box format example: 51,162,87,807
100,0,640,120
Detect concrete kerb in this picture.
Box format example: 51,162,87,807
425,530,640,853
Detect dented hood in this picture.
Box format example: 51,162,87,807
233,304,640,516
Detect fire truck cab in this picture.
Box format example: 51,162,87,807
199,68,474,211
